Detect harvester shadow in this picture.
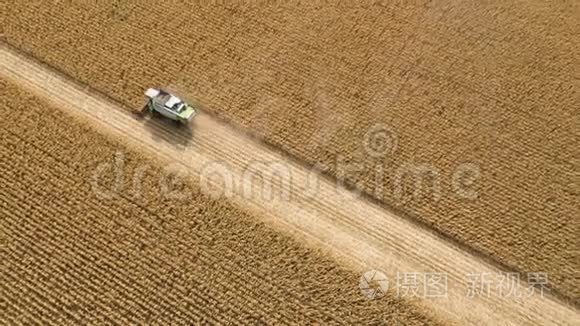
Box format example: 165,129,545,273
138,112,194,149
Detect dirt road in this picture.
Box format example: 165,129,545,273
1,44,577,324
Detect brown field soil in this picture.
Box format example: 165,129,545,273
2,1,577,303
2,46,578,324
0,76,442,324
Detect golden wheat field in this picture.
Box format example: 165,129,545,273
0,77,440,324
4,1,577,303
1,1,578,324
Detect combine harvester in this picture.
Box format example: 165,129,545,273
143,88,197,124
